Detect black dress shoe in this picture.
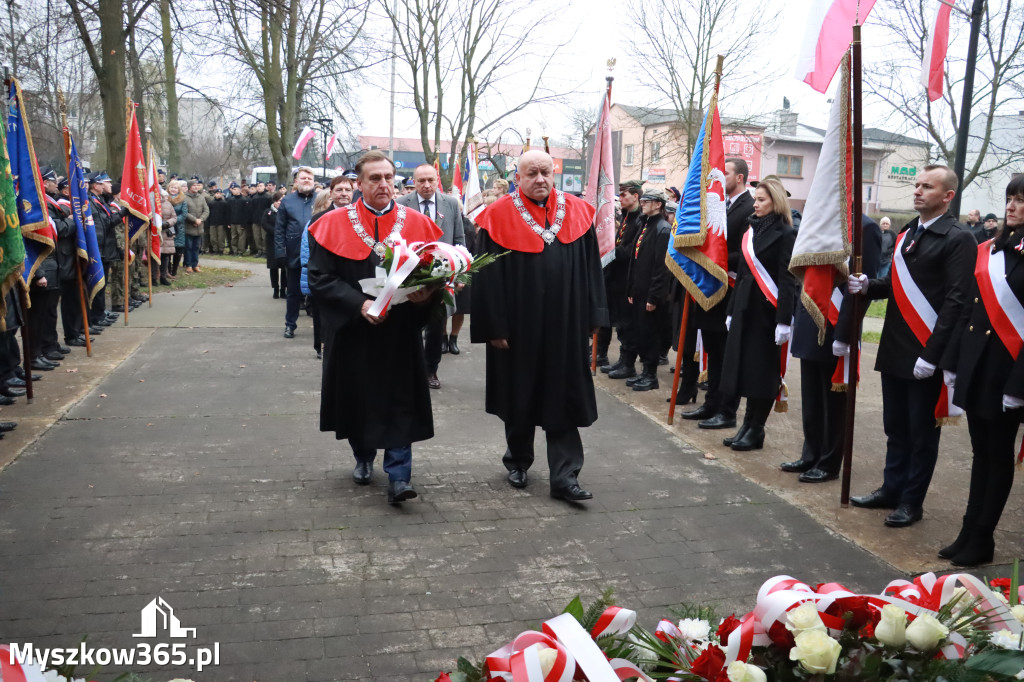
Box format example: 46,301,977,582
799,468,839,483
551,484,593,502
57,345,71,354
427,373,441,389
88,326,103,335
0,395,13,406
780,460,813,473
352,461,373,485
507,468,528,489
724,424,749,447
14,368,41,381
44,350,64,362
6,377,26,388
66,336,87,347
884,504,923,527
730,426,765,451
0,385,26,398
850,488,898,509
0,421,16,432
387,480,418,504
95,318,112,327
30,357,57,370
698,413,736,430
283,327,295,339
682,404,715,420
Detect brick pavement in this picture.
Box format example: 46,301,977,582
0,272,993,681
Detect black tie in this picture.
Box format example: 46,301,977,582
726,197,732,211
907,222,925,252
421,199,432,220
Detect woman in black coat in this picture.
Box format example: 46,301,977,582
938,176,1024,567
720,177,798,451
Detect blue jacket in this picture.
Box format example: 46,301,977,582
275,190,314,268
172,199,189,248
300,223,311,295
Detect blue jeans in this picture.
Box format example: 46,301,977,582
184,235,202,268
351,442,413,482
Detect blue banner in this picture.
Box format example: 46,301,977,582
67,132,105,303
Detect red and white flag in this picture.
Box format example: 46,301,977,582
921,0,955,102
789,52,853,345
795,0,878,92
584,89,616,265
463,140,485,220
291,126,315,161
146,144,162,260
451,152,464,199
326,129,342,157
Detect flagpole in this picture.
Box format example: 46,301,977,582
667,295,692,425
58,90,93,357
591,72,614,376
840,26,865,507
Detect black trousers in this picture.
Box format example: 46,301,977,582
60,279,85,341
171,248,184,275
964,411,1019,532
798,358,847,473
698,326,739,418
0,330,20,381
310,297,322,351
742,397,775,428
28,288,60,358
423,314,445,374
880,373,943,508
628,301,668,368
502,422,585,490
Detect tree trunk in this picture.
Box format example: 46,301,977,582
98,0,127,173
127,0,148,153
160,0,180,171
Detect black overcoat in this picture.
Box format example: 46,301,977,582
307,232,436,448
471,228,609,431
692,190,755,328
721,216,798,399
863,214,976,379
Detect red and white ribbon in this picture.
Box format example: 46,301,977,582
976,241,1024,361
828,286,861,390
741,228,778,306
366,237,423,317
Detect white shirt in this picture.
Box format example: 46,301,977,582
418,192,437,221
726,188,747,211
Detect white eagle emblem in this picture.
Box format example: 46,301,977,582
705,167,727,237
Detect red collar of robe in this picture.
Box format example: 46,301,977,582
308,198,442,260
475,190,595,254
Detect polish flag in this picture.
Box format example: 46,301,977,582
326,129,342,157
921,0,955,101
795,0,878,92
291,126,315,160
451,152,464,199
584,88,617,265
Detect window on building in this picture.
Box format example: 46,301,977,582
624,144,635,166
651,141,661,163
862,159,877,182
777,154,803,177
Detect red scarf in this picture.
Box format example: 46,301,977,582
475,190,595,253
308,199,441,260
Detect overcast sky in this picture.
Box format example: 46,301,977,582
354,0,904,147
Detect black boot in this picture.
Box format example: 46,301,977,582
731,425,765,451
723,412,752,446
938,515,974,559
601,358,626,374
607,362,636,380
273,288,280,299
950,530,995,567
632,365,659,391
595,354,609,368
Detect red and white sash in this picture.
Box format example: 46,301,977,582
694,330,709,382
891,230,962,425
742,228,778,306
975,242,1024,360
828,287,861,391
742,227,789,410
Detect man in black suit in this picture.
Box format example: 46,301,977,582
681,157,755,429
847,165,977,527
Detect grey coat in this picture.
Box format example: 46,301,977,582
397,191,465,246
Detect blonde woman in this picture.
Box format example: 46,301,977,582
720,177,799,451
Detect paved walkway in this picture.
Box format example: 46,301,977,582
0,266,1016,681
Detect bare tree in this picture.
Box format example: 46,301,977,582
209,0,371,184
380,0,575,185
624,0,780,168
866,0,1024,190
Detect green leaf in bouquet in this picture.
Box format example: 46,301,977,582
563,595,585,623
581,587,617,632
965,648,1024,678
455,655,486,681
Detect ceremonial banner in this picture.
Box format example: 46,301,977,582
795,0,878,92
7,78,56,288
451,151,464,199
463,140,484,220
65,130,105,304
583,90,617,266
120,105,150,243
147,144,162,259
921,0,955,102
0,107,26,326
789,52,853,345
665,87,729,311
291,126,314,161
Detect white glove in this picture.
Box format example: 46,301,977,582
832,341,850,357
774,323,792,346
943,370,956,388
913,357,936,379
848,273,869,294
725,315,732,332
1003,394,1024,411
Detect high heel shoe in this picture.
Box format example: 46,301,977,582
730,426,765,451
665,385,698,404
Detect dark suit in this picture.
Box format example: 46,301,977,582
597,208,643,359
791,215,882,474
861,213,976,508
398,191,465,375
685,190,755,415
940,235,1024,536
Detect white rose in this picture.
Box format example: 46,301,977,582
726,660,768,682
994,591,1010,604
789,630,843,674
678,617,712,642
949,587,970,612
538,646,558,676
905,613,950,651
785,602,826,635
875,604,907,647
1012,604,1024,624
991,629,1024,651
